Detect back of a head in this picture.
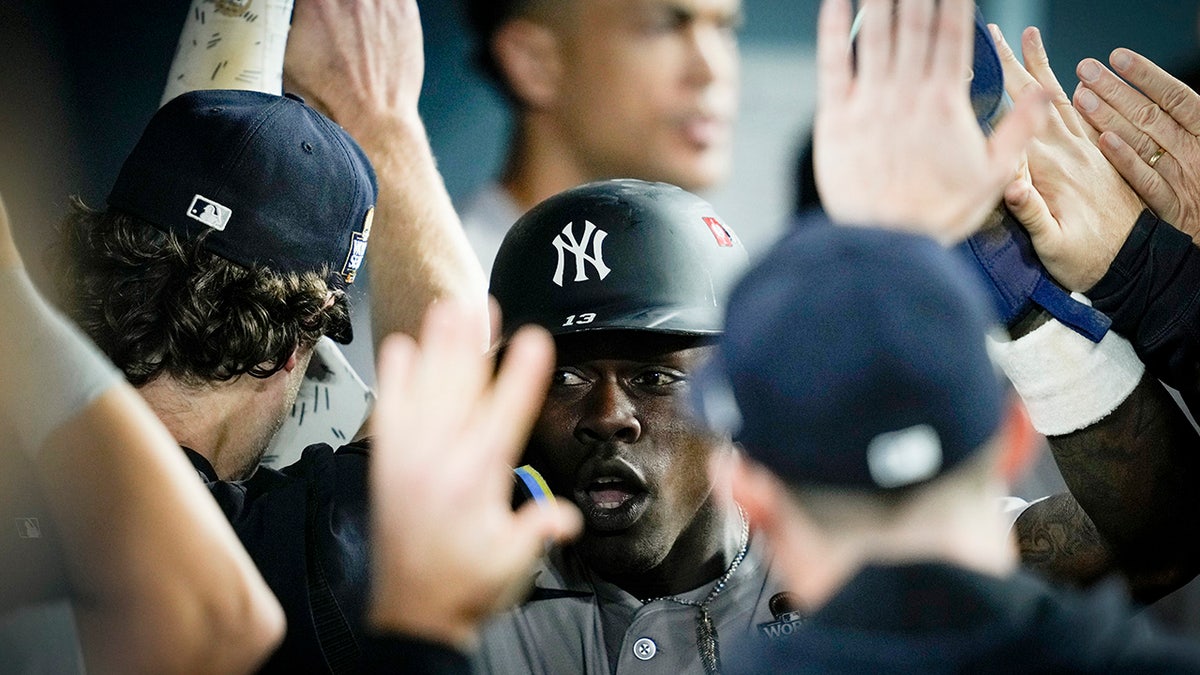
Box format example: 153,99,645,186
489,179,748,340
66,89,377,385
695,224,1006,498
462,0,550,93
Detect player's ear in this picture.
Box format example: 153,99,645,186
282,345,301,373
492,17,563,110
726,453,789,537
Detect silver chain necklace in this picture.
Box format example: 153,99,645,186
638,505,750,675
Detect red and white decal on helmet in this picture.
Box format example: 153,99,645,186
703,216,734,248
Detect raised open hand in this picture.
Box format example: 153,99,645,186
368,301,581,646
1074,48,1200,243
814,0,1048,244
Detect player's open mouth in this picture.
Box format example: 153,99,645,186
574,468,651,532
586,477,640,509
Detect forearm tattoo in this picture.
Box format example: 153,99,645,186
1024,374,1200,602
1016,493,1111,586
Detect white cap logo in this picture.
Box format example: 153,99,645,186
552,220,611,287
866,424,943,489
187,194,232,231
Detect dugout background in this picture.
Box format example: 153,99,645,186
1,0,1198,641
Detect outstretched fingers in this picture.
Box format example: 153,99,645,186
475,325,556,470
855,0,896,84
893,0,936,82
371,332,420,470
1096,130,1178,224
416,300,490,441
989,83,1051,195
1110,48,1200,136
1075,56,1192,159
1020,27,1087,137
929,0,972,83
991,25,1042,109
816,0,854,105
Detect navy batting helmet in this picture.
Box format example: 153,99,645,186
490,179,748,338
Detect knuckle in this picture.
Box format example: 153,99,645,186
998,41,1019,63
1159,86,1192,117
1086,105,1114,128
1181,203,1197,223
900,6,930,30
1132,103,1162,129
1032,49,1052,70
1134,171,1159,195
1018,79,1042,98
1049,88,1072,108
1133,135,1158,158
1091,74,1122,99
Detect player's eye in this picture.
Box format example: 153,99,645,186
632,369,685,388
637,6,689,34
552,369,588,387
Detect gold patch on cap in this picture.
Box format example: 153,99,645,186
342,206,374,284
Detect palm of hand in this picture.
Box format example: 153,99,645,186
816,85,1007,243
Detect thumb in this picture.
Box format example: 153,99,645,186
496,502,583,567
1003,179,1058,245
512,501,583,551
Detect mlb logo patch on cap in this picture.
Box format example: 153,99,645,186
187,194,232,231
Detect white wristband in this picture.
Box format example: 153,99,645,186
987,296,1143,436
0,268,122,457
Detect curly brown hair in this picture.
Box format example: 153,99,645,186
61,197,351,387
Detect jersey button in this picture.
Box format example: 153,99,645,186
633,637,657,661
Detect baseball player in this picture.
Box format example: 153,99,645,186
459,0,742,271
802,0,1200,602
52,0,552,670
0,190,284,673
977,22,1200,601
474,178,785,675
707,223,1200,674
61,86,382,671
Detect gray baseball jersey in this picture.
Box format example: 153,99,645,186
472,537,795,674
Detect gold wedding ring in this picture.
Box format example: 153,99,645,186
1149,147,1167,168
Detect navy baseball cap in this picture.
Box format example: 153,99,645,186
849,7,1007,130
108,89,377,299
693,224,1008,490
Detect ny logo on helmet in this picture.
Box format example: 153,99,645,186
552,220,611,287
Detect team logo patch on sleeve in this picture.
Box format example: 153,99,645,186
703,216,734,247
187,194,232,231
